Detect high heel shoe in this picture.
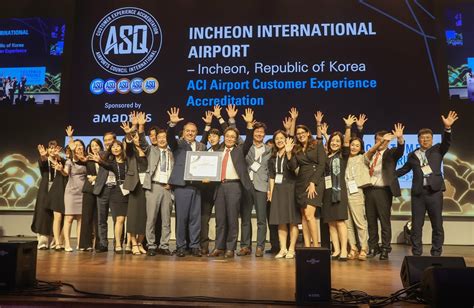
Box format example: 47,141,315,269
138,243,147,254
275,249,288,259
285,249,295,259
125,245,132,254
64,247,73,252
348,249,359,260
114,246,123,254
358,249,368,261
331,252,341,260
132,245,141,255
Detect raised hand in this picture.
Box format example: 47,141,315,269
52,146,62,157
356,114,368,128
167,107,184,124
137,111,147,125
88,152,100,162
213,105,222,119
314,111,324,124
343,114,357,127
392,123,405,141
441,111,458,129
130,111,138,125
285,137,295,153
226,104,238,119
382,133,395,142
52,160,63,171
65,126,74,138
320,122,329,136
202,110,213,125
37,144,47,157
282,117,292,131
289,107,299,120
242,108,254,123
120,121,133,134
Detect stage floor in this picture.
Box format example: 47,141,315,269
1,241,473,306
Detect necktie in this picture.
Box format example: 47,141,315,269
369,151,381,177
160,150,167,172
221,148,230,182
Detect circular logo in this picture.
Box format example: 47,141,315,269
104,79,117,94
117,78,131,94
91,7,163,75
130,77,143,94
143,77,159,94
90,78,104,95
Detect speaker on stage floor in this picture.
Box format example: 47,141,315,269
421,267,474,307
400,256,466,287
0,241,37,290
295,247,331,305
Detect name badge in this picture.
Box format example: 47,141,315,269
275,174,283,184
250,161,261,172
106,174,116,184
139,173,146,185
119,184,130,196
159,173,168,184
325,176,333,189
347,180,358,195
421,164,433,176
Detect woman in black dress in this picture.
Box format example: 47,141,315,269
268,130,300,259
294,124,326,247
89,139,129,253
322,115,355,261
121,114,148,255
31,141,58,249
78,138,103,251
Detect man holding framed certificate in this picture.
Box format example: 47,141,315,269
208,108,255,258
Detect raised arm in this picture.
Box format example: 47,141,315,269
440,111,458,155
343,114,357,147
166,107,184,151
391,123,405,160
289,107,298,137
354,113,368,139
242,108,255,156
37,144,48,162
396,159,413,177
314,111,324,140
365,133,394,160
200,110,213,144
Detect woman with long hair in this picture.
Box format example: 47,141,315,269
268,130,301,258
54,126,87,252
78,138,103,251
89,139,129,253
293,119,326,247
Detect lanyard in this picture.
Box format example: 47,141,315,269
116,161,126,184
275,154,285,174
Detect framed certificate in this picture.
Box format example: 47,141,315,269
184,151,223,182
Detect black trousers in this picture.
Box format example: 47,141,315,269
411,188,444,256
365,187,393,251
317,206,330,249
79,192,99,249
214,182,241,251
200,185,215,251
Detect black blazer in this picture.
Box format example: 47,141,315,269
380,141,405,197
93,150,112,195
396,130,451,196
123,140,146,192
218,128,254,191
82,161,98,194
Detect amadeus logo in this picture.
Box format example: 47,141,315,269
91,7,163,75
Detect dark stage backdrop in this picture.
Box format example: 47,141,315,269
0,0,472,217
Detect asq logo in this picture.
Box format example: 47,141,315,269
91,7,163,75
143,77,159,94
90,78,104,95
130,78,144,94
117,78,130,94
104,79,117,94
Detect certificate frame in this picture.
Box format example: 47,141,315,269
184,151,223,182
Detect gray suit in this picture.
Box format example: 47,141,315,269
240,144,272,249
138,132,174,250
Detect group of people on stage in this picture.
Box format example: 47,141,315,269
1,76,27,104
31,104,458,260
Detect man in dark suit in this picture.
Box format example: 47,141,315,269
209,108,254,258
365,123,405,260
396,111,458,256
167,107,207,257
93,132,116,252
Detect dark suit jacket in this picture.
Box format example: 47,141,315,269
167,125,207,187
93,150,112,195
218,128,254,191
381,141,405,197
123,139,142,192
396,130,451,196
81,161,98,194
